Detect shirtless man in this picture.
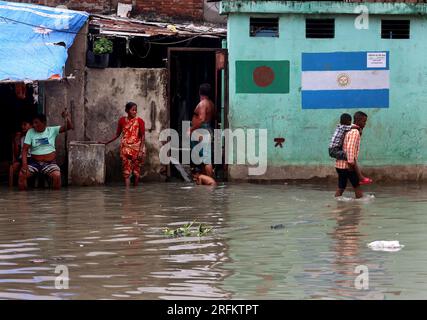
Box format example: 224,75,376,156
190,83,215,177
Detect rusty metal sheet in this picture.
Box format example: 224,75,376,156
89,14,226,38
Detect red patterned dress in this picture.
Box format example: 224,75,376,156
117,117,145,179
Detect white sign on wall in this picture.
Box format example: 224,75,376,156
367,52,387,68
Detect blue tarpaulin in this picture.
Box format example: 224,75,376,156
0,1,88,82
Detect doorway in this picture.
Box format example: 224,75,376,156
168,48,228,180
0,83,39,182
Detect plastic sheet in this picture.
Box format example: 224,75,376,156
0,1,88,82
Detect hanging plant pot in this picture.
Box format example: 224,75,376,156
86,51,110,68
86,37,113,68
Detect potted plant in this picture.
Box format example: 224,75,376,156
87,37,113,68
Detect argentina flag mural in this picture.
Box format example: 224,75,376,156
301,51,390,109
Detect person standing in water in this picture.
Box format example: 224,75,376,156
329,113,372,185
101,102,145,187
335,111,368,199
190,83,215,177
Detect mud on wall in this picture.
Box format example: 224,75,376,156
84,68,168,182
44,22,88,168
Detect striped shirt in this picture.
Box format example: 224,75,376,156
335,129,360,169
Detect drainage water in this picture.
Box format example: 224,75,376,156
0,183,426,299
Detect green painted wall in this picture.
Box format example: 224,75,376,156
221,0,427,15
225,5,427,168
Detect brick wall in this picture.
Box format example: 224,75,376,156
18,0,427,22
135,0,204,21
13,0,205,20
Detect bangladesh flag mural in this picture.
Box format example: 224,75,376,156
235,60,290,94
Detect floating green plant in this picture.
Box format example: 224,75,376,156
93,37,113,55
197,223,213,237
163,221,213,238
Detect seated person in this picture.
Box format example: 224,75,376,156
192,167,217,186
18,112,73,190
10,119,32,185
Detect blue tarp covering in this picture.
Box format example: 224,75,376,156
0,1,88,82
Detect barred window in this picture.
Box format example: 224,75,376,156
381,20,410,39
306,19,335,38
250,17,279,37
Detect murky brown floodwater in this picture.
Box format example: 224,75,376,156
0,183,426,300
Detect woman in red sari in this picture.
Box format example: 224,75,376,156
102,102,145,187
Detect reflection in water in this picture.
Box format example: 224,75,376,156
328,203,376,299
0,183,426,299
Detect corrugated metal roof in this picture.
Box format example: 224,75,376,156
89,14,227,38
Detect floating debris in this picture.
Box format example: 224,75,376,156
271,224,285,230
30,259,47,264
367,241,404,252
163,221,213,237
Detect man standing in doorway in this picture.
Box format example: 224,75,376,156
335,111,368,199
190,83,215,177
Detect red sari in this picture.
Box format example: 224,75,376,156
117,117,145,178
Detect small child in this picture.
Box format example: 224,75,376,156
192,167,217,186
329,113,358,160
329,113,372,185
12,119,32,172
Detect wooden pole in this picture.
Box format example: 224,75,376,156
63,105,68,187
63,100,73,187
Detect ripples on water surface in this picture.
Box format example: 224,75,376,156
0,183,426,300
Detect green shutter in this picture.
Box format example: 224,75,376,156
236,60,290,94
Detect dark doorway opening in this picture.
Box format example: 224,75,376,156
0,83,39,182
168,48,227,181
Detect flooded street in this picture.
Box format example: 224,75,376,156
0,183,426,300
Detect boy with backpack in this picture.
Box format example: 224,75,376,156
329,113,372,186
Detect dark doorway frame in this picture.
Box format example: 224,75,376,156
0,82,41,183
167,47,229,180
